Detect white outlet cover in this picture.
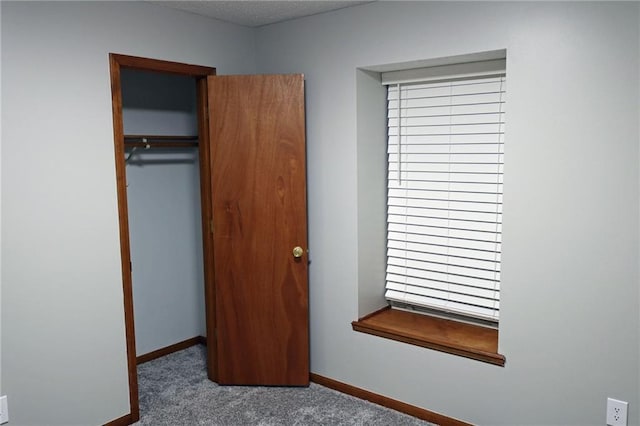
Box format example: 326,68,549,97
0,395,8,424
607,397,628,426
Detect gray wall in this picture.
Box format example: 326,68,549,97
0,1,255,424
1,1,639,426
255,2,640,425
121,70,206,356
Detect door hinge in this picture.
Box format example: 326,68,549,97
209,219,214,235
129,261,132,272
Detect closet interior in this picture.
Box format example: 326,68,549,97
121,68,206,360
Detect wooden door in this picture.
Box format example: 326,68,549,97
208,74,309,386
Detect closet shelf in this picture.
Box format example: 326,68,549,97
124,135,199,148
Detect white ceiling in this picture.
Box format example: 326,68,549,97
151,1,374,28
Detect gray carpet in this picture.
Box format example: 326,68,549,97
134,344,434,425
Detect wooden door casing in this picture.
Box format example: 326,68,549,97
208,74,309,386
109,53,216,424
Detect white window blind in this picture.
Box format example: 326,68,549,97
384,71,505,322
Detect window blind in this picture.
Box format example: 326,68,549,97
384,73,505,322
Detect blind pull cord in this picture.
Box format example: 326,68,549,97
397,83,401,185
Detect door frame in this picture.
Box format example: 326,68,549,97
109,53,216,423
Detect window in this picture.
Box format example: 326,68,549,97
383,62,505,324
352,55,507,366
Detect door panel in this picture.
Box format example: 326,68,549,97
208,74,309,386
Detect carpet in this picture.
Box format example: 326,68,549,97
134,344,434,425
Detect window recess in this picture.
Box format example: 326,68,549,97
383,59,505,324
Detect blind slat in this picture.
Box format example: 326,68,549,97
388,199,502,216
388,231,501,252
386,267,500,292
388,240,501,261
389,133,505,144
387,249,500,273
386,281,499,306
388,206,501,223
388,144,503,155
389,103,505,117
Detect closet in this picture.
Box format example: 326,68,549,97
110,54,310,423
121,69,205,358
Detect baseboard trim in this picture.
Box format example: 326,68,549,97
309,373,472,426
103,413,134,426
136,336,206,365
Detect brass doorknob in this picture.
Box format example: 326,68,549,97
292,246,304,258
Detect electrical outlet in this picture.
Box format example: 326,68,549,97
607,397,628,426
0,395,8,424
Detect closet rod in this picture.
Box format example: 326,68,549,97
124,135,198,149
124,135,198,142
124,141,199,148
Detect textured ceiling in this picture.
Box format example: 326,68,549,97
152,1,373,28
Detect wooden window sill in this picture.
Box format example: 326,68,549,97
352,306,505,366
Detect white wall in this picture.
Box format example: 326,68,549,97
121,70,206,356
0,2,255,424
2,2,639,425
255,2,640,425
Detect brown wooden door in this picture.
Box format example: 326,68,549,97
207,74,309,386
